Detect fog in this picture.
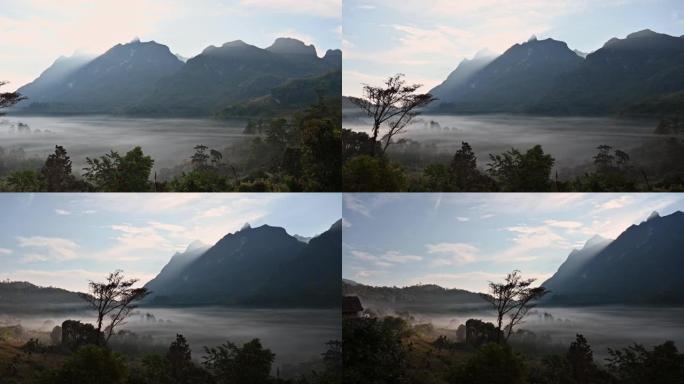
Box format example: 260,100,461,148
344,113,662,171
0,116,248,176
377,304,684,360
1,306,339,374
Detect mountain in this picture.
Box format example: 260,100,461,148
16,53,93,104
343,280,488,314
431,29,684,115
15,38,341,117
251,219,342,307
541,235,612,295
542,211,684,305
429,50,497,106
143,241,209,296
0,281,86,314
141,38,339,116
537,29,684,114
433,37,584,113
144,220,341,307
18,40,184,114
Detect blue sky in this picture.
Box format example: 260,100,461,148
343,0,684,96
343,193,684,293
0,0,341,91
0,193,341,292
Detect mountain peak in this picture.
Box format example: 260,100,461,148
646,211,661,221
584,234,610,248
267,37,317,56
474,48,497,59
222,40,248,48
626,29,659,39
528,34,538,42
184,240,206,253
240,222,251,231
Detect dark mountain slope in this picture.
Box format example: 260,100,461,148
0,281,86,314
143,241,208,296
429,50,497,106
434,37,583,113
543,211,684,305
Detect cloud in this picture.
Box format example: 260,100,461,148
343,194,371,217
350,249,422,267
55,209,71,215
239,0,340,18
544,219,583,229
16,236,80,262
342,218,352,228
426,242,479,265
456,217,470,222
0,248,13,255
596,196,633,210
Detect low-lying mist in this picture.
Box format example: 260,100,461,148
344,113,663,174
1,306,339,375
0,116,248,174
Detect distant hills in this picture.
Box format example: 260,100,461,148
430,29,684,115
542,211,684,305
15,38,341,117
0,281,86,314
144,220,341,308
342,280,488,314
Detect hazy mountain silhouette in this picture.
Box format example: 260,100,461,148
15,38,341,116
18,40,184,114
145,220,341,307
542,211,684,305
432,29,684,115
143,240,209,296
0,281,86,314
343,280,488,313
541,235,612,296
433,37,583,113
429,49,497,107
16,53,93,104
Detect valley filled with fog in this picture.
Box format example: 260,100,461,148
0,116,248,174
344,113,662,172
1,306,339,373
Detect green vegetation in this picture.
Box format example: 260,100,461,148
0,98,341,192
342,129,684,192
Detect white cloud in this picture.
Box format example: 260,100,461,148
350,249,422,267
16,236,80,262
544,219,583,230
55,209,71,216
239,0,340,18
426,242,479,265
0,248,13,255
596,196,633,210
342,218,352,228
456,217,470,222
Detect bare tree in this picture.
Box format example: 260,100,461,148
80,270,150,346
349,74,435,156
480,270,548,343
0,81,26,116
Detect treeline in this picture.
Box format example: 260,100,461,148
343,316,684,384
342,129,684,192
1,333,340,384
0,98,341,192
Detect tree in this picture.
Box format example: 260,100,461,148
48,345,128,384
41,145,76,192
350,74,435,156
83,146,154,192
342,155,406,192
5,170,44,191
449,343,527,384
480,270,548,343
80,270,150,346
487,145,555,191
191,145,210,170
449,142,495,191
202,339,275,384
567,334,595,384
607,340,684,384
0,81,25,116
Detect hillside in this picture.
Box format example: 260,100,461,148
15,38,341,117
145,220,342,308
343,280,488,314
0,281,86,314
542,211,684,305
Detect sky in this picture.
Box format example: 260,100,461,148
0,0,341,91
0,193,341,293
342,193,684,293
343,0,684,96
